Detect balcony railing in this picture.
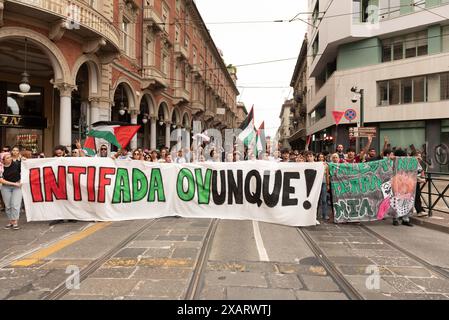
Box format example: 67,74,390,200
174,87,190,102
143,5,163,32
142,65,168,88
9,0,120,49
191,100,205,114
174,43,189,60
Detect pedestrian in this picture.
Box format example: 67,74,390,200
413,151,427,217
305,151,315,163
317,153,330,220
336,144,345,160
392,149,413,227
131,149,143,161
281,148,290,162
112,148,130,160
330,153,340,164
160,147,168,162
0,153,22,230
150,150,159,162
53,145,67,157
50,146,76,225
11,146,23,163
98,145,108,158
175,149,186,163
295,154,305,162
71,149,81,157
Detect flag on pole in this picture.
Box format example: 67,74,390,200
83,136,97,157
255,121,266,159
238,106,255,146
83,121,140,156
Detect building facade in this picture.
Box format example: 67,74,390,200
289,35,308,150
305,0,449,166
277,99,295,149
0,0,241,155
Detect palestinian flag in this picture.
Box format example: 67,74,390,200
238,106,255,147
83,121,140,156
255,121,266,159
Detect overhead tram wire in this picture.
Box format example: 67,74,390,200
137,30,449,85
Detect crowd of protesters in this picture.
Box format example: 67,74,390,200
0,134,428,230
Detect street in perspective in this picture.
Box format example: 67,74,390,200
1,0,449,304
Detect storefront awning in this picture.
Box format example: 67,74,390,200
288,128,306,143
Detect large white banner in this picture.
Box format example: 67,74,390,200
21,158,324,227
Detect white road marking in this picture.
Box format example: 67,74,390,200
252,220,269,262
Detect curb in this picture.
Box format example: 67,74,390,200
410,217,449,234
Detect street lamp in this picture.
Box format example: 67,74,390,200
350,86,364,153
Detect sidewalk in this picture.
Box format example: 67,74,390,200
411,211,449,234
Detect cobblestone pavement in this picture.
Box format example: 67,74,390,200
1,215,449,300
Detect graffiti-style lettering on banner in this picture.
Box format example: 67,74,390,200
329,158,419,223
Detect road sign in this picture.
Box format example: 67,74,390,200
349,127,376,138
345,109,357,121
332,111,344,125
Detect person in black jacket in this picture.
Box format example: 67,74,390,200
0,153,22,230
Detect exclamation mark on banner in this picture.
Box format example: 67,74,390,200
303,169,317,210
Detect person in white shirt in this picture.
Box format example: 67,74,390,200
175,150,186,163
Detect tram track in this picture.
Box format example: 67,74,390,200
184,218,219,300
42,219,158,300
360,224,449,280
296,227,365,300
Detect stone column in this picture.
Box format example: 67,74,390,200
56,83,75,150
89,97,101,125
185,127,191,151
150,117,157,150
165,122,171,149
130,110,138,150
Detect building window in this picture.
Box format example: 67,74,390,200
389,79,400,105
414,76,425,103
393,39,403,60
441,72,449,100
353,0,379,23
378,81,389,106
401,78,413,104
175,0,180,12
175,24,180,43
193,47,197,65
184,35,190,50
377,73,449,105
443,26,449,52
382,39,392,62
312,1,319,26
122,19,129,54
162,52,169,75
145,39,154,66
312,34,319,59
379,121,425,153
162,2,169,32
309,98,326,126
382,31,428,62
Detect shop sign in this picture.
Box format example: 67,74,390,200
0,114,46,128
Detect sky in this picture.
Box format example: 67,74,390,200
194,0,308,137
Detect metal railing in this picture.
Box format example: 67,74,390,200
420,172,449,216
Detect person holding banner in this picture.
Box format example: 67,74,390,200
392,149,414,227
0,153,22,230
317,153,330,220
